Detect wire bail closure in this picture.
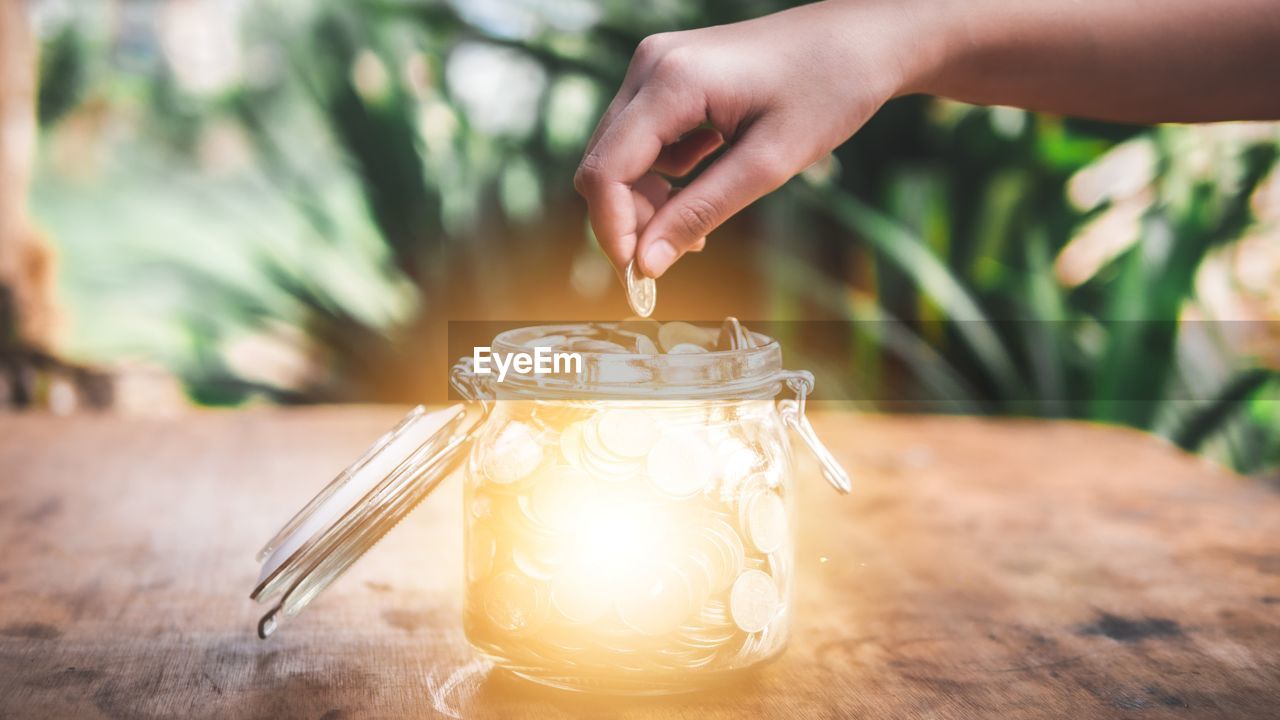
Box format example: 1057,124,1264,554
777,370,852,494
450,355,493,409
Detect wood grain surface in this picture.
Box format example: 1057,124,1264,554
1,407,1277,719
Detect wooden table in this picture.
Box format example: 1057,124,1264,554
1,408,1278,719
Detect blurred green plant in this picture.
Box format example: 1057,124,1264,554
770,105,1280,473
28,0,1280,475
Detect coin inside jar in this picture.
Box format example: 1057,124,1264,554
529,465,595,533
667,342,709,354
484,570,550,633
617,563,696,636
594,410,660,459
744,490,788,554
657,321,712,352
624,260,656,318
550,562,612,624
646,434,715,499
729,569,780,634
717,316,755,350
483,421,544,486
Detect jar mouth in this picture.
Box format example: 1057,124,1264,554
488,323,784,400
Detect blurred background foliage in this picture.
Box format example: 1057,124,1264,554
24,0,1280,475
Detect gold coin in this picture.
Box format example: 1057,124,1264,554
558,421,586,468
468,491,494,521
698,599,733,628
745,490,788,554
667,342,709,354
646,434,714,498
657,321,710,352
531,621,594,654
511,543,558,582
716,440,762,501
634,334,659,354
490,489,535,532
568,338,630,353
482,421,544,485
595,410,660,459
625,260,657,318
617,563,695,636
484,571,549,634
730,630,763,665
525,334,567,349
677,627,737,650
580,418,642,481
717,317,748,350
550,562,612,625
703,519,746,593
682,517,744,597
579,416,615,459
581,452,640,483
664,526,713,602
729,569,779,634
529,465,595,533
530,400,592,433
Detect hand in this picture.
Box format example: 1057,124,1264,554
576,0,1280,280
574,1,936,278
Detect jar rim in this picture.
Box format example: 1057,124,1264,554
488,323,784,400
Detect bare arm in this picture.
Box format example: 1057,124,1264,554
923,0,1280,123
575,0,1280,279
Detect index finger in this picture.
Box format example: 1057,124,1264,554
574,84,705,270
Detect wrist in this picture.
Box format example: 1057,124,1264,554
853,0,971,98
807,0,964,100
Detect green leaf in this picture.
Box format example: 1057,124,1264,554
1172,368,1276,452
795,182,1022,398
766,249,982,412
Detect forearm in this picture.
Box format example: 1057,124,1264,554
894,0,1280,122
576,0,1279,278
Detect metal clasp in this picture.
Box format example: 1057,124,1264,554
777,370,852,494
450,356,493,411
447,356,494,454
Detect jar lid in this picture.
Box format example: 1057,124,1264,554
249,404,478,638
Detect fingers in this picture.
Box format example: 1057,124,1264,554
575,83,705,270
632,173,672,227
653,128,724,177
637,120,793,278
634,179,707,256
582,34,672,158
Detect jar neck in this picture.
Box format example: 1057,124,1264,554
486,324,786,401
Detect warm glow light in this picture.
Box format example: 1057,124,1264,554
464,397,793,693
569,502,661,569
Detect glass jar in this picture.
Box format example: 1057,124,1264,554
249,322,847,697
452,324,848,694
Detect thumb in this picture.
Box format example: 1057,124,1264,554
637,123,793,278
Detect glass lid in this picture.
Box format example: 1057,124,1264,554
250,404,478,638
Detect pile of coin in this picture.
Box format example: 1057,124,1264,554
514,316,759,362
462,350,793,687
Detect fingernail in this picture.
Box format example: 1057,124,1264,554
643,240,678,278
